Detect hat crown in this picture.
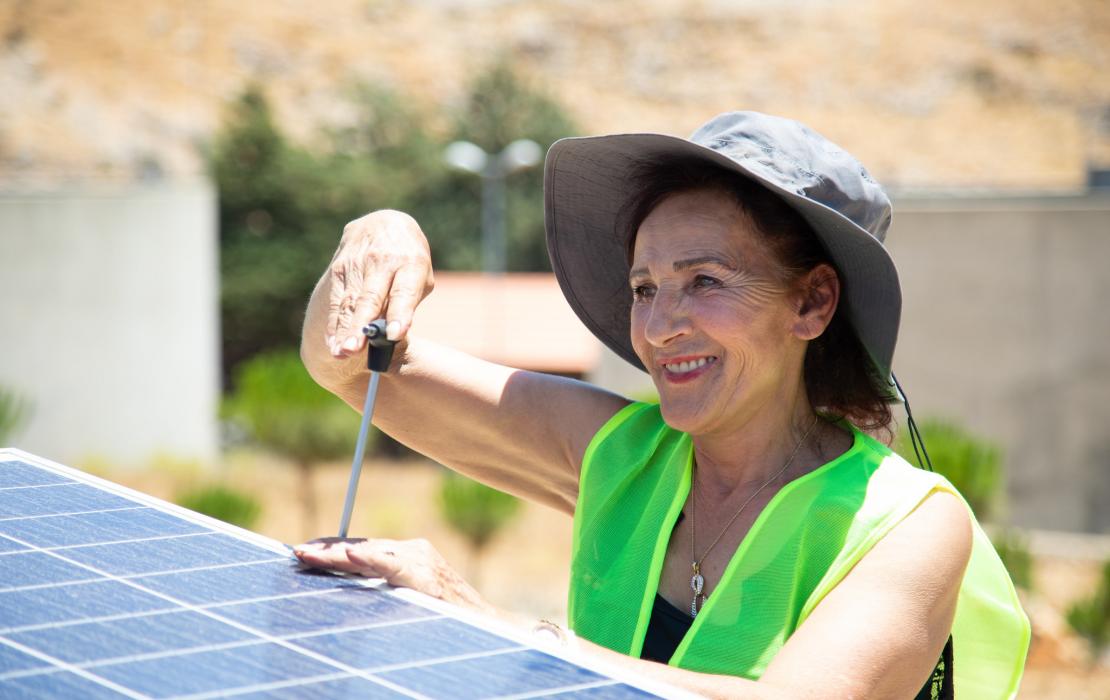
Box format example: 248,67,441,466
691,112,892,242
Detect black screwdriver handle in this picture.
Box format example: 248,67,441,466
362,319,396,372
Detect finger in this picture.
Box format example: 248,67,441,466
344,267,397,353
384,264,432,341
293,545,356,571
326,259,350,354
297,537,366,550
293,537,368,570
327,238,369,355
345,545,404,581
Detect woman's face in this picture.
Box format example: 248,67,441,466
629,187,809,436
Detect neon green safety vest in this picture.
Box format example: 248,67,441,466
570,402,1030,699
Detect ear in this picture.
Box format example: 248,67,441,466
791,264,840,341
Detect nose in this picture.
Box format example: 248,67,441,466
642,287,691,348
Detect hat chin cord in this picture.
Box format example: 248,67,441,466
891,373,933,472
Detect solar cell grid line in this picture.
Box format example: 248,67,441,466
0,449,690,699
0,493,462,699
0,477,490,699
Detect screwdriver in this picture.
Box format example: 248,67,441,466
337,319,396,538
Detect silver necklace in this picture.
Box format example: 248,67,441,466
689,415,819,617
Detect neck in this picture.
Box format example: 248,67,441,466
690,394,822,499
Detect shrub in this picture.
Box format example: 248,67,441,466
222,349,364,536
439,471,521,583
176,484,262,529
897,419,1001,520
1066,560,1110,659
0,387,30,445
990,528,1034,591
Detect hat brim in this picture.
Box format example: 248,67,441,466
544,132,901,386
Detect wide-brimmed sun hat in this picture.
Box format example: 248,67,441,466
543,110,901,389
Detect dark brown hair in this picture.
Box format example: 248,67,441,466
621,157,894,435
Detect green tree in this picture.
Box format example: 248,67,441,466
210,86,334,386
0,387,30,445
438,471,521,585
210,84,441,385
222,350,365,537
417,59,579,272
207,66,580,386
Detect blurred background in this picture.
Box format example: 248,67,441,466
0,1,1107,696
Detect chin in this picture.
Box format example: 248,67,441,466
656,397,708,435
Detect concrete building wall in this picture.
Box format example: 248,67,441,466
0,182,219,468
592,192,1110,533
889,193,1110,533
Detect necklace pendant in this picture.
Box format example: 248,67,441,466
690,562,705,617
691,572,704,596
690,563,704,595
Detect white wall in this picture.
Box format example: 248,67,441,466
0,182,219,467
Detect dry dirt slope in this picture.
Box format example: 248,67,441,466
1,0,1108,189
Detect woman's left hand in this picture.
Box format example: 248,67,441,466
293,537,495,615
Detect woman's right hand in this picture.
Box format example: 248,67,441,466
322,210,435,360
302,208,624,517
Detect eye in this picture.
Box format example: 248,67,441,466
693,274,721,289
631,284,656,301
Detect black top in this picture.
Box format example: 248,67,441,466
639,511,952,698
640,594,694,665
640,588,953,699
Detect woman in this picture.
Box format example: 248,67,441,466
294,112,1029,699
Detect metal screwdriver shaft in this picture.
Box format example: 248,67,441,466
338,319,395,538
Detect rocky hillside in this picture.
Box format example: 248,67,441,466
2,0,1107,189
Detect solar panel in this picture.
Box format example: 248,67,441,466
0,449,682,699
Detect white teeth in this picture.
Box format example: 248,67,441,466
664,357,712,374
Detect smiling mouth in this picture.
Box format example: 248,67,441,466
661,356,718,375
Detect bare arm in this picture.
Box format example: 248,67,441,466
297,490,972,699
301,210,630,513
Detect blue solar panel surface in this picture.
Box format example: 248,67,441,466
0,452,670,699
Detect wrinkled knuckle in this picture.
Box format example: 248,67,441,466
340,294,360,314
358,289,384,308
388,286,416,302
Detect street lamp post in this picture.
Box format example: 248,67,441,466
443,139,542,274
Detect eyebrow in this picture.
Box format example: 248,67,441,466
629,256,737,280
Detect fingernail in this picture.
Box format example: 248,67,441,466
386,321,401,341
342,335,360,351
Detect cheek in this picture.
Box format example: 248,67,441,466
700,299,791,361
629,305,650,358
